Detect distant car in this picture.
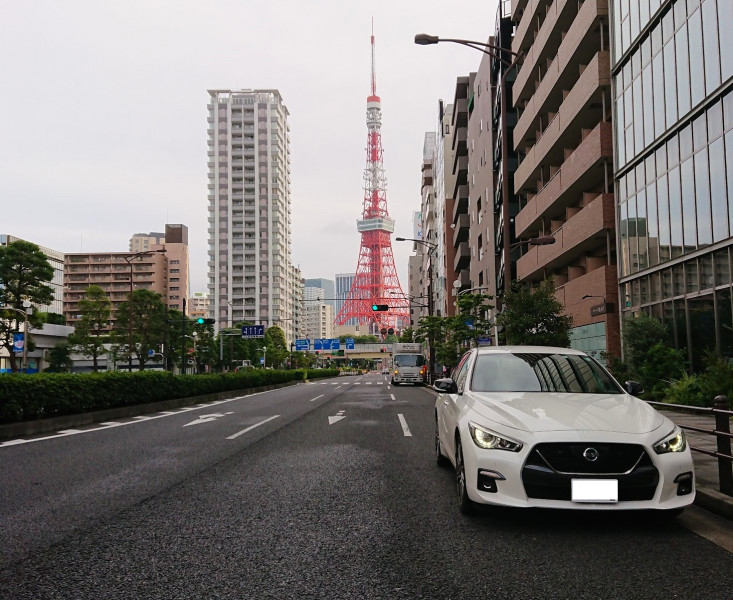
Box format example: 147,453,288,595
382,368,389,375
434,346,695,516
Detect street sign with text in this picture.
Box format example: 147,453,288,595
241,325,265,339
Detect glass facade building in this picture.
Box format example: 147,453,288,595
612,0,733,367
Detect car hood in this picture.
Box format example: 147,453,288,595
466,391,666,434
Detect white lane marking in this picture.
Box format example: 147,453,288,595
133,416,154,421
390,394,396,401
365,382,373,385
398,414,412,437
328,410,346,425
226,415,280,440
0,390,273,448
57,429,81,434
182,412,233,427
100,422,120,425
377,382,383,385
310,394,324,402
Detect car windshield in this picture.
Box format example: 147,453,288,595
470,352,622,394
394,354,425,367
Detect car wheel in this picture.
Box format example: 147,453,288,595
455,436,475,515
392,379,399,386
435,419,450,468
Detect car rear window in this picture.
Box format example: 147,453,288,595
470,353,622,393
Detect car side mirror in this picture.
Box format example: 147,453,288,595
625,380,644,396
433,378,458,394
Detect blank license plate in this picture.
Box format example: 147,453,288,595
571,479,618,503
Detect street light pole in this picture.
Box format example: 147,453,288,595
123,249,166,372
414,33,524,295
4,304,32,372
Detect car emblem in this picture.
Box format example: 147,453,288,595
583,447,600,462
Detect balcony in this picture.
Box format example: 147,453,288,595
516,192,615,280
515,122,613,237
513,0,579,105
453,213,470,247
514,0,609,149
513,51,611,193
454,242,471,271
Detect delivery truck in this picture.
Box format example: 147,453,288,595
391,342,426,386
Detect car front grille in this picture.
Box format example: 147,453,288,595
521,442,659,501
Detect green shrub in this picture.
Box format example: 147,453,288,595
0,368,338,424
665,373,707,407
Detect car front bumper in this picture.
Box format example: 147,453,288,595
460,428,696,510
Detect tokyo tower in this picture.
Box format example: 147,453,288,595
335,27,410,333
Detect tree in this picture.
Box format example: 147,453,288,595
497,279,572,346
112,289,167,370
43,313,67,325
264,326,287,368
621,312,671,368
452,293,495,348
398,327,415,343
45,343,73,372
0,240,54,372
68,285,112,372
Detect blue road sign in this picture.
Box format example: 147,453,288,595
346,338,355,350
241,325,265,339
295,339,309,351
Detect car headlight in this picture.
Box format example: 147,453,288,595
653,426,687,454
469,423,523,452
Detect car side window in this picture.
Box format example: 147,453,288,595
454,352,473,392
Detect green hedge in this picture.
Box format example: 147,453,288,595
0,368,339,424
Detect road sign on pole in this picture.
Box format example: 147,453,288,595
242,325,265,339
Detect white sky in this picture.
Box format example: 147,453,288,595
0,0,499,293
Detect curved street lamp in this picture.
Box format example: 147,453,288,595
414,33,524,295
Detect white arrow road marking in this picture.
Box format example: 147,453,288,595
310,394,324,402
226,415,280,440
183,412,234,427
398,414,412,437
328,410,346,425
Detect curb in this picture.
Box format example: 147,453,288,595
694,486,733,521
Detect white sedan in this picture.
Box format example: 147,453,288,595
434,346,695,515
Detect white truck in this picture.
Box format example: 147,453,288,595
391,342,427,386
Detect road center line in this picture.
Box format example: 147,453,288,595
310,394,324,402
398,414,412,437
226,415,280,440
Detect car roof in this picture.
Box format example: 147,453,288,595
472,345,586,355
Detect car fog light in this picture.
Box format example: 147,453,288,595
674,472,694,496
477,469,505,493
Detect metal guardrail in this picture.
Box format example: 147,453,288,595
647,395,733,496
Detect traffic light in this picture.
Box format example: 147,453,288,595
371,304,389,311
196,318,216,325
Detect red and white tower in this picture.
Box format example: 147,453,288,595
335,28,409,333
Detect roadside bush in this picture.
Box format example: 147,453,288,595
0,368,338,424
637,343,687,401
665,373,706,407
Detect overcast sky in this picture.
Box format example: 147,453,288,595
1,0,499,293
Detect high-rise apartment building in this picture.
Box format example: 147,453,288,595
130,224,189,313
611,0,733,367
303,286,334,341
63,250,167,333
334,273,357,327
130,232,165,254
1,234,64,315
510,0,619,361
207,89,296,343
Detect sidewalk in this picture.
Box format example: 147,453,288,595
664,409,733,520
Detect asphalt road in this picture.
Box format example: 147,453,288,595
1,373,733,599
